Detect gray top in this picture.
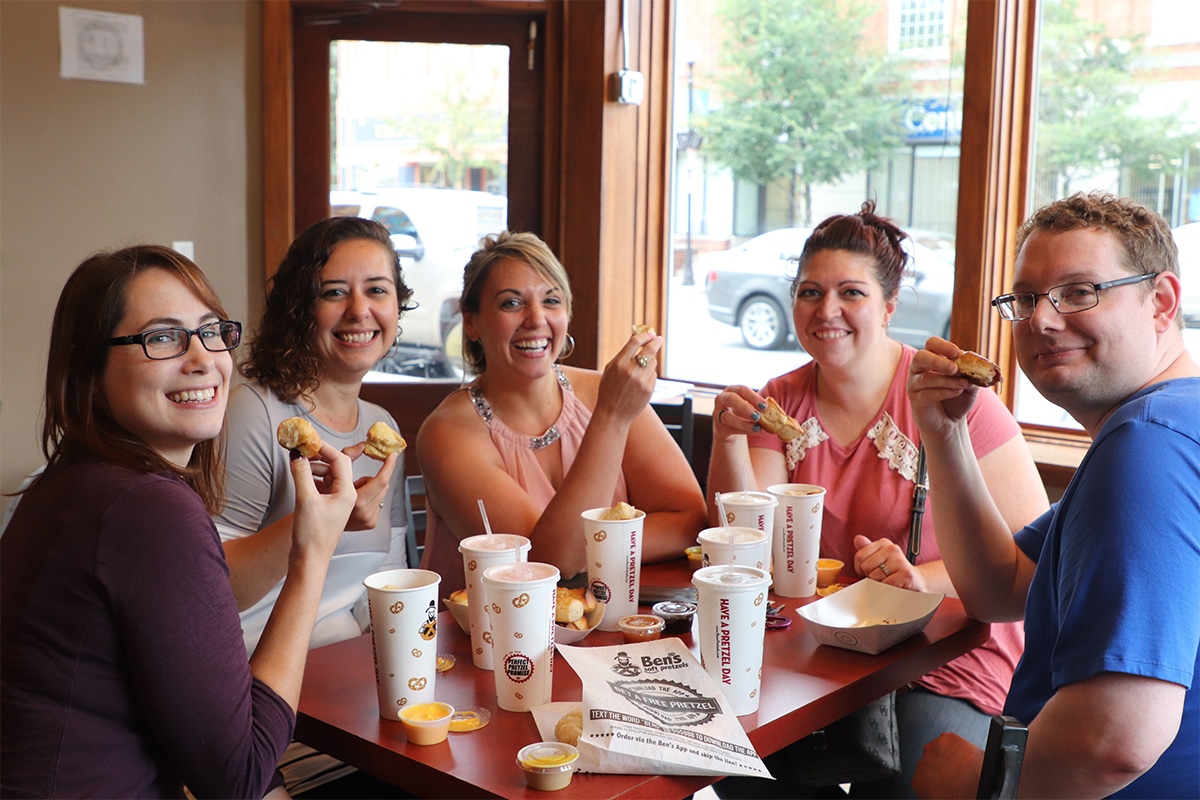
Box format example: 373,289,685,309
215,381,407,656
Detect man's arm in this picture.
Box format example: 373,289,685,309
908,342,1036,620
1018,673,1184,797
914,673,1185,799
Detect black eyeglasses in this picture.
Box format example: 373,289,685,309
108,320,242,360
991,272,1160,321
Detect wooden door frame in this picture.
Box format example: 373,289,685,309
261,0,674,371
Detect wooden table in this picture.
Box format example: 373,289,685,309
295,559,988,799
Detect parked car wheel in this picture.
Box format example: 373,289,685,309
738,295,790,350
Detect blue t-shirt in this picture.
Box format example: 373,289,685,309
1011,378,1200,798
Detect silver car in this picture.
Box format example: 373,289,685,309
703,227,956,350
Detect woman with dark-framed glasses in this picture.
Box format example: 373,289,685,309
0,245,356,798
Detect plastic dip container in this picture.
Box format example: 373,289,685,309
517,742,580,791
685,545,704,571
398,701,454,745
618,614,665,643
448,707,491,733
652,601,697,635
816,558,844,588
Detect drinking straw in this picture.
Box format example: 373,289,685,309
715,491,728,527
477,499,495,545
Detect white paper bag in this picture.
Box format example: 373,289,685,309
549,640,771,777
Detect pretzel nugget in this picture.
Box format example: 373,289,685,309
277,417,322,458
364,421,407,461
555,708,583,746
598,501,640,521
555,588,586,625
758,397,803,443
632,323,657,337
955,349,1003,388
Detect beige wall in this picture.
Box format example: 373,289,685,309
1,0,263,507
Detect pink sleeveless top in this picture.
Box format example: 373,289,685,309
420,368,628,597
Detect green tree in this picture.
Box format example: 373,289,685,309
700,0,905,226
1034,0,1195,206
397,65,506,190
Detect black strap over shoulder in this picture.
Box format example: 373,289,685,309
907,444,928,564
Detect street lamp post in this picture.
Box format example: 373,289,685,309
679,59,700,287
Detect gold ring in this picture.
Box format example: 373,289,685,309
635,354,650,368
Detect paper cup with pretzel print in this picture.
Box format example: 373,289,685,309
697,526,772,572
363,569,441,720
692,564,772,716
460,534,532,670
480,561,560,712
581,507,645,631
767,483,826,598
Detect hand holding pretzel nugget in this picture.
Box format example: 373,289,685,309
277,417,322,459
907,337,1001,437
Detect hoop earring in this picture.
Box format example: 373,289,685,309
558,333,575,361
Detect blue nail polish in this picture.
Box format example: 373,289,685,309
752,424,761,433
751,412,761,422
757,402,767,411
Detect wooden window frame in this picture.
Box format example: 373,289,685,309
262,0,1088,473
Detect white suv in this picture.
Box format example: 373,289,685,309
331,188,508,374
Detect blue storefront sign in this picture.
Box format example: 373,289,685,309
904,99,962,145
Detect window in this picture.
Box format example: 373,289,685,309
277,4,545,381
1016,0,1200,428
666,0,965,390
893,0,949,54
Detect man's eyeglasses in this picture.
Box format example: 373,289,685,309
108,320,242,360
991,272,1160,322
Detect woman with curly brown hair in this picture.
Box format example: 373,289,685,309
214,216,414,794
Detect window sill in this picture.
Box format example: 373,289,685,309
1024,430,1087,496
680,385,1084,493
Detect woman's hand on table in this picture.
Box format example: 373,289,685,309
853,534,928,592
712,386,765,435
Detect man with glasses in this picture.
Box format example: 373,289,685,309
908,192,1199,798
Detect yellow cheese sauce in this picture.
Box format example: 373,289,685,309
449,710,486,732
401,703,452,722
522,752,576,768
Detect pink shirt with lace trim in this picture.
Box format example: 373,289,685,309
747,345,1024,715
420,369,629,598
